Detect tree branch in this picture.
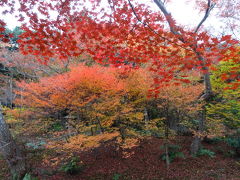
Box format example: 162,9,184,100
127,0,191,51
127,0,169,40
195,0,216,33
153,0,180,35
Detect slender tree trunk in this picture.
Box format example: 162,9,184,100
0,105,26,179
151,0,215,155
164,107,170,170
9,75,13,109
164,121,170,169
96,117,104,134
90,127,94,136
190,109,205,155
190,54,212,155
119,126,127,144
144,107,149,126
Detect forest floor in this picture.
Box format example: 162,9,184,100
0,117,240,180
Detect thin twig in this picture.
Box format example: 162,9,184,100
195,0,216,33
127,0,192,52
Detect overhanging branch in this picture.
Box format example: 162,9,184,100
195,0,216,33
127,0,192,51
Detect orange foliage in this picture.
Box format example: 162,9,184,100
4,108,34,121
157,83,204,112
16,65,124,113
47,132,119,152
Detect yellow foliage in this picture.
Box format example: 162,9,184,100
49,132,120,151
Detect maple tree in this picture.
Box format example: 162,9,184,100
0,0,240,178
17,65,151,134
16,64,124,132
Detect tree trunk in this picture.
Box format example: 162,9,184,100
144,107,149,125
190,54,212,155
0,105,26,179
164,122,170,169
96,117,104,134
190,136,201,155
165,107,170,169
90,127,95,136
190,105,207,154
119,126,127,144
152,0,214,156
9,75,13,109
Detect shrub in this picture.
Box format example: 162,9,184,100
48,121,64,132
225,137,240,157
203,137,224,144
160,144,185,163
25,141,46,150
226,137,240,148
61,157,84,175
112,173,121,180
22,173,38,180
196,148,215,158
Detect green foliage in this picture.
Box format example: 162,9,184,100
203,137,224,144
61,157,84,175
160,144,185,163
222,129,240,157
112,173,121,180
147,105,161,120
48,122,64,132
22,173,38,180
208,59,240,129
149,129,164,138
225,137,240,148
196,148,215,158
4,26,24,51
26,141,46,150
225,136,240,157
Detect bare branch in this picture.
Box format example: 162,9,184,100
127,0,170,40
153,0,180,35
195,0,216,33
107,0,116,12
107,0,116,22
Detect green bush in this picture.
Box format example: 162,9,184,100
225,137,240,157
197,148,215,158
160,144,185,163
48,122,64,132
26,141,46,150
225,137,240,148
112,173,121,180
22,173,38,180
61,157,84,175
203,137,224,144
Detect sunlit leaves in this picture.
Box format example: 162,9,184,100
16,64,124,112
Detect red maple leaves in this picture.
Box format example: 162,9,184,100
1,0,239,91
